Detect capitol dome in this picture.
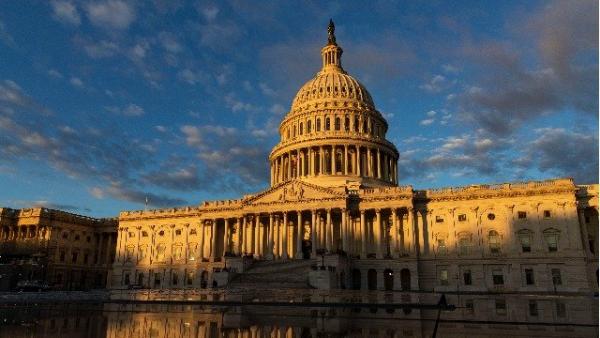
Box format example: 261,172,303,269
269,20,399,188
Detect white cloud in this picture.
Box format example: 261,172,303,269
85,0,135,30
69,77,84,87
200,6,219,21
419,118,435,126
426,110,437,117
259,83,275,96
48,69,63,78
177,69,206,85
89,187,105,199
158,32,182,53
80,39,119,58
51,1,81,25
122,104,144,116
419,74,447,92
268,103,286,115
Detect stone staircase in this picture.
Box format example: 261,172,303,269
228,259,315,289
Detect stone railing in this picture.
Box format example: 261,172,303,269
120,206,200,219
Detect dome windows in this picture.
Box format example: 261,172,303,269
316,118,321,132
335,117,341,131
299,122,303,135
325,117,331,131
307,120,312,133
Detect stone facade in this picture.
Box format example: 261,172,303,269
108,23,599,294
0,207,117,290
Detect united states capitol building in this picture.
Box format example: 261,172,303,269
0,23,597,296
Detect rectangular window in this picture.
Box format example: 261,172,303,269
492,269,504,285
585,216,590,223
437,239,447,255
463,270,472,285
124,273,130,286
465,299,474,314
83,253,89,264
154,273,161,287
495,299,507,315
529,300,538,316
435,216,444,223
175,229,182,236
187,272,194,285
543,210,551,218
518,211,527,219
458,214,467,222
546,234,558,252
72,252,78,263
556,302,566,318
551,269,562,286
525,269,535,285
128,232,135,238
172,272,178,286
439,269,449,286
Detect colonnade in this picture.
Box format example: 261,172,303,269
0,225,49,241
216,207,421,260
270,145,397,185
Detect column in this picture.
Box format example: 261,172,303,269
210,219,217,259
319,146,324,174
376,149,381,179
223,219,230,256
258,222,264,256
282,212,288,259
287,152,291,180
199,223,205,259
392,209,400,258
311,210,317,257
341,209,347,252
375,210,383,258
268,214,274,259
296,211,303,259
274,215,280,258
254,215,260,258
344,145,348,175
308,148,313,176
356,146,361,176
105,233,113,265
331,146,336,174
296,151,301,178
360,210,367,258
366,148,372,177
326,209,332,251
241,216,247,255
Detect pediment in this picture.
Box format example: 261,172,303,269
244,180,345,206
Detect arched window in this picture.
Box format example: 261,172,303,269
488,230,500,254
299,122,303,135
316,118,321,132
517,229,533,252
354,117,359,132
307,120,312,133
436,237,447,255
325,117,330,131
345,116,350,131
362,120,368,133
188,244,197,260
286,128,290,139
335,117,340,130
383,269,394,291
368,269,377,290
156,244,166,262
173,244,184,260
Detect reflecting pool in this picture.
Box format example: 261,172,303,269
0,292,597,337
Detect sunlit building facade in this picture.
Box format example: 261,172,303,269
102,22,596,293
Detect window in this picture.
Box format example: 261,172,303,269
158,230,165,236
585,216,590,223
83,253,89,264
458,214,466,222
551,269,562,286
173,245,183,260
544,230,559,252
488,230,500,253
435,216,444,223
60,251,65,262
556,301,566,318
465,299,474,314
299,122,303,135
518,211,527,219
172,272,178,286
463,270,472,285
139,246,147,261
72,252,78,263
187,271,194,285
189,229,197,235
62,232,68,239
325,117,330,131
307,120,312,133
128,232,135,238
529,300,538,316
334,117,340,130
439,269,449,286
124,273,130,286
518,231,532,253
354,117,359,132
525,269,535,285
492,269,504,285
437,239,447,255
458,233,472,255
156,244,166,261
86,236,91,243
141,231,148,237
126,246,134,261
487,213,495,220
154,273,161,287
543,210,551,218
175,229,182,236
344,117,350,131
495,299,507,315
316,118,321,131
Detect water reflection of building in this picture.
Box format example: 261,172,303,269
0,207,117,290
108,21,599,295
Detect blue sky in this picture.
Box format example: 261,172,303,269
0,0,597,217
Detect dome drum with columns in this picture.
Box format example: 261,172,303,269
269,21,399,188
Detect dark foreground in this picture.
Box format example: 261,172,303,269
0,291,597,337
